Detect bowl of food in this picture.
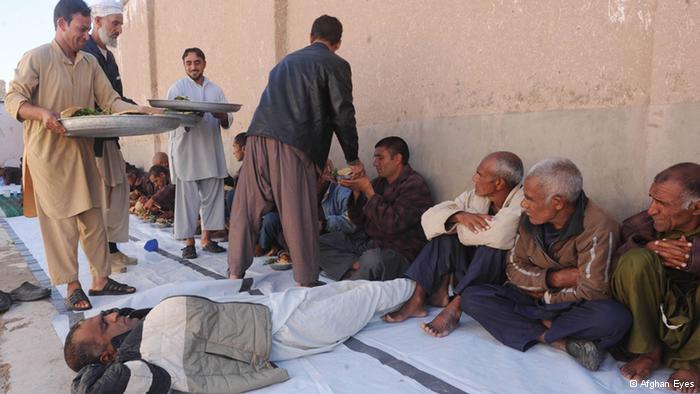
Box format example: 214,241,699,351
333,167,353,181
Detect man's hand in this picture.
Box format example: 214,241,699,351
546,267,579,289
348,161,365,180
41,109,66,134
143,198,156,211
340,175,374,199
139,106,165,115
450,212,493,233
646,236,692,270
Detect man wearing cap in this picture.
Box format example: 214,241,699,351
82,0,138,272
4,0,154,310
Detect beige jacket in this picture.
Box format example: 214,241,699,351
505,195,619,304
421,185,524,250
4,40,136,218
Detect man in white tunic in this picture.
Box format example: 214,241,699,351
167,48,231,259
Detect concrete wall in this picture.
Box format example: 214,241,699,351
115,0,700,220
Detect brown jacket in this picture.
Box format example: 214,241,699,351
506,194,619,304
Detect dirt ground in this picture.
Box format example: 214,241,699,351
0,225,73,393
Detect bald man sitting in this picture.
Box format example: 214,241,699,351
384,152,524,336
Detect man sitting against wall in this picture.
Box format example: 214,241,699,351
384,152,524,334
319,136,433,281
143,165,175,219
611,162,700,392
460,158,631,371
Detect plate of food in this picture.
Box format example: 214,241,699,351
154,218,173,228
264,253,292,271
332,167,353,181
59,107,181,137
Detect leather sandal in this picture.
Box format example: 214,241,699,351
64,288,92,311
10,281,51,302
88,278,136,296
202,241,226,253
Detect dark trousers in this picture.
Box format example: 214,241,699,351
319,231,409,281
259,211,285,251
462,284,632,351
403,235,507,296
228,136,319,284
224,188,235,222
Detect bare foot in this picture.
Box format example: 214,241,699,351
668,370,700,393
620,346,662,381
428,287,450,308
66,281,90,310
383,285,428,323
420,297,462,337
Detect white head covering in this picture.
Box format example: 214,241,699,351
90,0,123,17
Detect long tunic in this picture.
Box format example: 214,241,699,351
4,40,136,218
166,77,230,182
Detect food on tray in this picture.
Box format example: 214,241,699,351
333,167,353,181
60,106,109,118
277,252,292,265
174,96,190,101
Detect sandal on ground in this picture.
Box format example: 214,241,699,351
182,245,197,259
88,278,136,297
202,241,226,253
10,281,51,302
64,288,92,311
0,291,12,313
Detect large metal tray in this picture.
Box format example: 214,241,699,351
61,115,182,137
148,99,242,113
163,111,203,127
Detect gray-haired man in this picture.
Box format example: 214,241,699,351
460,158,631,371
384,152,524,331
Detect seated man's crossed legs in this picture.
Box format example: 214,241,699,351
319,231,411,281
383,235,507,338
461,284,631,371
612,248,700,391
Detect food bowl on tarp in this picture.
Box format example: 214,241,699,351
61,115,181,137
148,99,242,113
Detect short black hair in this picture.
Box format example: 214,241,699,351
148,165,169,178
64,321,102,372
53,0,91,29
375,136,409,165
310,15,343,45
182,47,205,61
234,132,247,147
654,162,700,202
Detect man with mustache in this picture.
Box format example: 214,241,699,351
612,162,700,393
3,0,162,310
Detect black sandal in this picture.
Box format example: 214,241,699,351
64,288,92,311
88,278,136,296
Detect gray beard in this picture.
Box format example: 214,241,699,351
99,26,118,48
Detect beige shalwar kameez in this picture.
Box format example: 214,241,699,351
5,40,137,285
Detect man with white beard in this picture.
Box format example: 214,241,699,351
82,0,139,272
